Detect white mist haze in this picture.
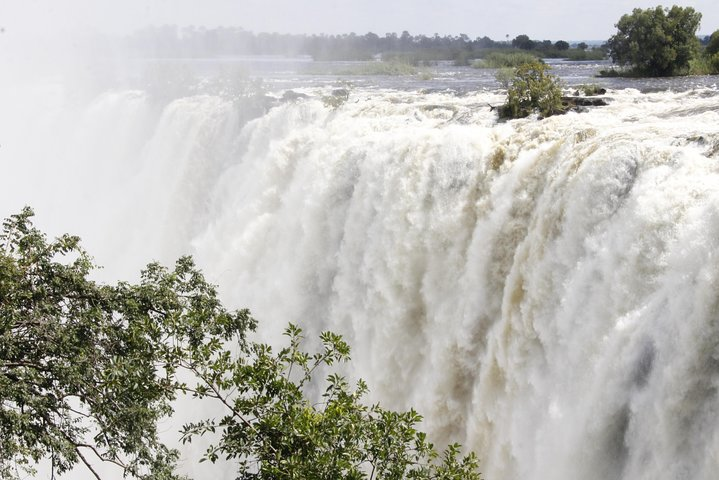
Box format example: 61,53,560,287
3,0,719,41
4,83,719,480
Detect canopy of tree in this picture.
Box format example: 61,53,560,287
0,208,481,480
607,5,702,76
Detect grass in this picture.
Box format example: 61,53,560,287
472,51,540,68
307,60,428,76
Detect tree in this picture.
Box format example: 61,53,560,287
1,209,482,480
606,5,702,76
705,30,719,74
179,324,481,479
0,207,253,480
512,34,535,50
554,40,570,51
497,61,563,119
706,30,719,56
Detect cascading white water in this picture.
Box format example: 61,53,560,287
2,81,719,480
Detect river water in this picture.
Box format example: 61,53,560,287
125,56,719,92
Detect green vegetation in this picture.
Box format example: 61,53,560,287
686,29,719,74
573,84,607,96
127,26,606,66
606,5,702,76
687,56,715,75
497,61,564,120
0,208,482,480
0,208,193,479
322,88,351,108
508,35,606,60
597,67,624,77
382,51,452,66
310,60,421,76
494,68,516,89
562,49,607,61
704,29,719,73
473,51,539,68
707,30,719,56
470,47,606,69
179,323,481,480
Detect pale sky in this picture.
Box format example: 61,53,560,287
2,0,719,41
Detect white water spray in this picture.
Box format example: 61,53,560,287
2,82,719,480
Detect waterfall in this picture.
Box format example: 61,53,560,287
2,83,719,480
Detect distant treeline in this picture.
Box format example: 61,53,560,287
125,26,605,64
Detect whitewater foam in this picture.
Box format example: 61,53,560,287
2,84,719,480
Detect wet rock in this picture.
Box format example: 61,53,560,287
281,90,310,102
562,96,610,107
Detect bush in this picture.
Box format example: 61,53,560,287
597,68,624,77
494,68,515,88
573,84,607,96
711,53,719,74
497,61,564,119
687,56,714,75
322,88,351,109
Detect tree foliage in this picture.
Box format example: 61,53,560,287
607,5,702,76
707,30,719,56
705,30,719,74
497,61,563,120
180,323,481,479
0,208,482,480
0,207,254,479
511,34,535,50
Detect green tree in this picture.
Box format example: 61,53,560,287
497,61,563,119
179,323,481,479
0,209,482,480
1,209,183,479
706,30,719,73
554,40,570,51
707,30,719,56
511,34,535,50
606,5,702,76
0,207,258,479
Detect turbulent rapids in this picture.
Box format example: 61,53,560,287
2,83,719,480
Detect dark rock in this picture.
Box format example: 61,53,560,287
331,89,350,98
282,90,310,102
562,96,610,107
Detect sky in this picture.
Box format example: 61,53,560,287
1,0,718,41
